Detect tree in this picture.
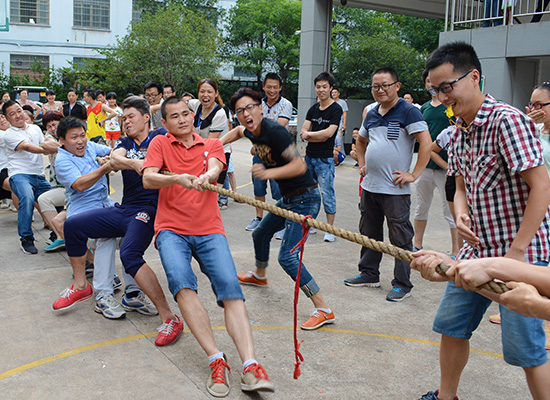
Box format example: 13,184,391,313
134,0,223,26
225,0,301,91
60,3,220,97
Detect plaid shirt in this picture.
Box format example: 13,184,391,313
448,95,550,263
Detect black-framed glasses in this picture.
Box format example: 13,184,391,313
145,93,160,98
428,70,473,96
371,82,398,92
235,103,260,115
528,102,550,110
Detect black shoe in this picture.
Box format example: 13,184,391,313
343,274,380,287
85,261,95,278
21,237,38,254
47,231,57,245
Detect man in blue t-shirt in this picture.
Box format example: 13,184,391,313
300,71,342,243
344,67,431,302
53,97,183,347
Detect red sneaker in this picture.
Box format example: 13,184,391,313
237,271,268,287
155,315,183,346
300,309,335,330
52,284,93,311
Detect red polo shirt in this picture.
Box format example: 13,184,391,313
143,132,226,237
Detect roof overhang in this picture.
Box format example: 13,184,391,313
335,0,446,20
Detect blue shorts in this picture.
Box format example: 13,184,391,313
433,281,547,367
156,230,245,307
305,155,336,215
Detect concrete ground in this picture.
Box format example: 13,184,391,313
0,138,533,399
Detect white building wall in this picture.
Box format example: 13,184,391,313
0,0,132,76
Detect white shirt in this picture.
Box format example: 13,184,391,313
0,130,8,171
3,123,45,177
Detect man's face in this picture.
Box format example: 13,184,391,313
371,72,400,105
5,104,26,128
235,96,263,135
83,92,92,104
331,89,340,100
161,101,194,137
46,120,60,137
67,91,77,103
315,80,332,102
0,114,10,130
428,63,478,120
145,87,161,106
404,94,414,103
60,127,87,157
163,87,175,100
263,79,281,102
122,107,150,139
97,93,106,104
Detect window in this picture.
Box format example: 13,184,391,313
73,57,94,68
10,54,49,78
10,0,49,25
74,0,109,30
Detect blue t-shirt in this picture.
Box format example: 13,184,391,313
55,141,114,217
114,128,167,206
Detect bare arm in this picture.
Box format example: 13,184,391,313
16,140,59,155
220,126,245,146
142,166,196,190
300,124,338,143
454,175,480,247
99,104,118,126
72,162,112,192
250,144,307,181
430,141,448,170
342,110,347,132
110,147,143,174
392,130,431,188
276,117,290,127
193,157,224,192
356,135,368,176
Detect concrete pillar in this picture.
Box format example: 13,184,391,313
297,0,332,143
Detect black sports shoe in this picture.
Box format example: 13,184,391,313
85,261,95,278
21,237,38,254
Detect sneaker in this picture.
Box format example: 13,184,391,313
155,315,184,347
122,291,159,316
344,274,380,287
300,309,335,330
207,356,231,397
52,284,93,311
46,231,57,245
85,261,95,278
275,228,285,240
237,271,268,287
44,239,65,252
241,363,275,393
8,201,17,212
245,217,261,231
489,313,501,324
323,232,335,242
113,274,122,291
309,227,317,234
94,292,126,319
418,390,459,400
0,198,8,209
20,237,38,255
386,287,411,302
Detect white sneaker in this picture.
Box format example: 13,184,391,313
323,233,335,242
0,199,8,209
275,228,285,240
94,292,126,319
121,291,158,316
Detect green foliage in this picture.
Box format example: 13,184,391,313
225,0,301,93
0,61,67,98
134,0,223,26
60,3,220,98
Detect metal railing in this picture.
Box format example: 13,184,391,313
446,0,550,30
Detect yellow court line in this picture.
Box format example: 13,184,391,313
0,325,502,381
236,181,252,190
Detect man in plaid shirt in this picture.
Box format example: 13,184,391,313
417,42,550,400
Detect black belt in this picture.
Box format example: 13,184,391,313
283,185,317,201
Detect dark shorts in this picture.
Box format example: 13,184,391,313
445,175,456,202
0,168,11,200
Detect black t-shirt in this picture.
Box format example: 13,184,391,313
243,119,316,196
63,102,87,121
114,127,167,206
305,102,342,158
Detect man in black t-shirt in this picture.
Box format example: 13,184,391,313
300,72,342,243
221,88,335,331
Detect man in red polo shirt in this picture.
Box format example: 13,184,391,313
142,96,275,398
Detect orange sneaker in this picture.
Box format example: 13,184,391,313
489,313,501,324
237,271,268,287
300,309,335,330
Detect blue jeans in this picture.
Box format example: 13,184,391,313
305,155,336,215
156,230,244,307
252,155,281,199
252,188,321,297
9,174,52,240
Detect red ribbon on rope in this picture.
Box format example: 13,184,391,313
289,215,312,379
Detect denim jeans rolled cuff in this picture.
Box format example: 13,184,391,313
301,278,320,297
256,260,269,269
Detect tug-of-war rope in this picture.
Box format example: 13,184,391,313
160,171,509,378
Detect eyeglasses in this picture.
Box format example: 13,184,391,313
371,82,398,92
428,70,473,97
144,93,160,98
235,103,260,115
527,102,550,110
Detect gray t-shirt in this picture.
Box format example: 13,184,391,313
336,99,348,130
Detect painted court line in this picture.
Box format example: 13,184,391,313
0,326,502,381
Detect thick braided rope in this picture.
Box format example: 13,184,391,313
161,172,509,294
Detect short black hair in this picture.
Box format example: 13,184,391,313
22,105,34,113
263,73,282,86
121,96,151,123
353,127,360,131
106,92,117,100
57,117,86,139
2,100,18,115
95,89,106,98
84,89,97,100
230,88,263,111
163,84,175,92
144,81,162,94
46,89,55,96
314,71,335,87
371,67,399,82
67,88,78,95
160,96,189,120
425,41,482,76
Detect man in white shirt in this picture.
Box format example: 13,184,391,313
2,101,59,254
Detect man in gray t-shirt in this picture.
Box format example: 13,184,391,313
331,88,348,134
